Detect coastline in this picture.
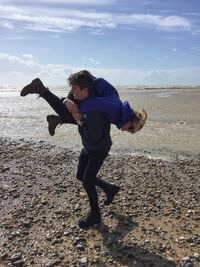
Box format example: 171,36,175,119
0,137,199,267
1,86,200,161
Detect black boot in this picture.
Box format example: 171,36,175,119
20,78,47,97
78,210,101,229
104,184,120,206
47,115,62,136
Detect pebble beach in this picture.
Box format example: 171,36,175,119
0,137,199,267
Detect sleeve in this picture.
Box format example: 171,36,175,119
79,95,121,116
67,91,74,100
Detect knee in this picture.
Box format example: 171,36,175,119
82,178,95,189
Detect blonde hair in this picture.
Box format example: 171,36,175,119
133,109,147,133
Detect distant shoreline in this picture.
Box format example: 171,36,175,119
0,85,200,91
116,85,200,91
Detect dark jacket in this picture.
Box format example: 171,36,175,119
78,111,112,151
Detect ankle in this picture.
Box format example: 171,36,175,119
40,86,48,97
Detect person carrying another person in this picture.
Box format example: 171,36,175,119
20,70,147,228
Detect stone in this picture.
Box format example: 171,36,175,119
79,257,88,265
76,244,85,251
12,260,25,266
181,256,191,263
10,254,22,262
193,253,200,260
63,231,70,236
183,263,193,267
0,252,8,260
100,251,109,257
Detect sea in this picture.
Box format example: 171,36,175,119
0,85,200,160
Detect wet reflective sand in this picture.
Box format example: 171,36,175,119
0,86,200,159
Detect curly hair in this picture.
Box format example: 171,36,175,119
68,70,95,95
131,109,147,133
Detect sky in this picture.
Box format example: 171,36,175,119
0,0,200,86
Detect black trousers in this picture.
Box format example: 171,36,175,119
76,147,111,212
42,90,112,213
42,90,76,124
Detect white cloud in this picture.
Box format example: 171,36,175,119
1,35,25,40
158,16,191,30
0,52,41,74
83,57,100,65
0,21,14,29
189,46,198,50
0,52,72,85
0,9,116,32
0,3,193,34
0,52,199,86
22,54,34,60
114,14,191,31
171,48,177,52
17,0,115,5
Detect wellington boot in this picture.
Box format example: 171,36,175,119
20,78,47,97
47,115,62,136
78,211,101,229
104,184,120,205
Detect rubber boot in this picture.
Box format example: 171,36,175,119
103,184,120,205
20,78,47,97
47,115,62,136
78,210,101,229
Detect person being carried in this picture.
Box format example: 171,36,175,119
20,70,147,136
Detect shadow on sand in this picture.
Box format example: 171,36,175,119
96,211,177,267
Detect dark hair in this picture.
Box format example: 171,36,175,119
68,70,95,95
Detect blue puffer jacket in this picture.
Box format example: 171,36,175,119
79,78,135,129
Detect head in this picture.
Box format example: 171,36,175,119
68,70,95,101
121,109,147,134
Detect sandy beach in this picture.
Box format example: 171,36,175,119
1,87,200,157
0,137,199,267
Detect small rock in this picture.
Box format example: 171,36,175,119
10,254,22,262
0,252,8,260
63,231,70,236
181,256,191,263
79,257,88,265
76,244,85,251
183,263,193,267
100,251,109,257
13,260,25,266
193,253,200,260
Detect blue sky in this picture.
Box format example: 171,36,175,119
0,0,200,86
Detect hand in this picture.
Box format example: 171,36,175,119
64,99,79,113
72,112,82,122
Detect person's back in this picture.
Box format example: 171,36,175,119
78,110,112,151
94,78,120,99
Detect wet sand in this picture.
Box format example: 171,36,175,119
1,87,200,159
0,138,200,267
